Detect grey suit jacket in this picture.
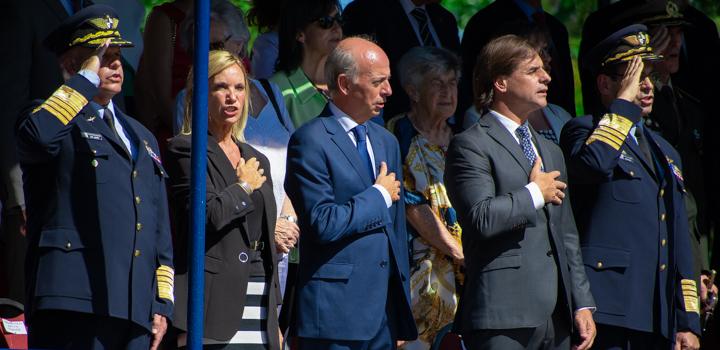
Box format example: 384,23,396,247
445,112,594,332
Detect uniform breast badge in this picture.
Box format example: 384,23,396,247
143,140,161,164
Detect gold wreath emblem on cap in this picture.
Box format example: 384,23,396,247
666,1,680,18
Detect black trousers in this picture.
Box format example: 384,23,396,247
593,324,671,350
461,306,571,350
28,309,151,350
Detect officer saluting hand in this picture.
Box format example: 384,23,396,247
16,5,174,349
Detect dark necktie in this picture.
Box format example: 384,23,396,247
515,125,537,167
634,125,654,167
103,107,129,154
410,7,435,47
352,125,375,181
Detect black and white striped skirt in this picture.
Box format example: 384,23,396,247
179,276,270,350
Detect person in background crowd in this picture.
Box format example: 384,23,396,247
285,37,418,349
561,25,700,349
134,0,192,150
385,46,463,350
459,0,575,126
463,21,572,145
270,0,342,128
445,34,596,350
167,49,282,350
248,0,287,80
16,5,173,349
343,0,460,122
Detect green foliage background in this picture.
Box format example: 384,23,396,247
140,0,720,114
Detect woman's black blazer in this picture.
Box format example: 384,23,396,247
166,133,279,349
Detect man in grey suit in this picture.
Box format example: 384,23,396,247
445,34,596,349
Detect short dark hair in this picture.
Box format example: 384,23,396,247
247,0,286,33
276,0,340,74
473,34,538,109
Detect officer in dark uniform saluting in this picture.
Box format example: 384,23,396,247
629,1,718,318
16,5,174,349
560,25,701,349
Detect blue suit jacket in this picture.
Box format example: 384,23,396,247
284,106,417,341
560,99,701,338
16,74,174,331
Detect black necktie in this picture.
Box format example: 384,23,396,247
634,126,654,168
104,107,129,154
410,8,434,47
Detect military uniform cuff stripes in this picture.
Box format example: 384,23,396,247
681,279,700,314
156,265,175,303
36,85,89,125
586,113,634,150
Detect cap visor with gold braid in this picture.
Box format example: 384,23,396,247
44,4,134,55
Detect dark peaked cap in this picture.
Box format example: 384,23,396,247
44,4,133,55
584,24,663,75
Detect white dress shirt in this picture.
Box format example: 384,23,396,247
329,103,392,208
489,109,545,210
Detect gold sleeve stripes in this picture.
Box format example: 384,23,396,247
35,85,89,125
156,265,175,303
681,279,700,314
585,113,634,151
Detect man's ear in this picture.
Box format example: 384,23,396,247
493,77,508,94
596,74,612,96
337,73,350,95
296,31,306,44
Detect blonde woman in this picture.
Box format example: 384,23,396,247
166,50,281,350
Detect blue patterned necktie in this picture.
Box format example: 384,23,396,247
515,124,537,167
352,125,375,181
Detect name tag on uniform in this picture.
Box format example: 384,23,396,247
81,132,103,141
619,150,635,163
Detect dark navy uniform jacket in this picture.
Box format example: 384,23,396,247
16,74,174,331
560,99,701,338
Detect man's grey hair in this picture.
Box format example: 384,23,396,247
325,44,359,93
397,46,461,91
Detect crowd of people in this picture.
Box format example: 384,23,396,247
0,0,719,349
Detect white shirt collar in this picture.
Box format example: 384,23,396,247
400,0,425,15
489,109,529,137
98,100,116,119
329,102,362,133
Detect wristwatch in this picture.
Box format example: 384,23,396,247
280,215,297,223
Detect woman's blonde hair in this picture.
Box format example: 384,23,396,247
181,49,250,141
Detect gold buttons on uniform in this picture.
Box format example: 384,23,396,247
135,196,141,204
132,170,138,178
134,249,141,257
660,264,666,271
629,171,635,177
661,239,667,247
596,262,603,269
136,223,143,231
66,242,72,249
659,189,665,197
92,149,97,154
660,213,666,221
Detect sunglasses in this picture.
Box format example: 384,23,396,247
315,14,344,29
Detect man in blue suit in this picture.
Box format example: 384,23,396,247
16,6,173,349
285,37,418,349
561,25,701,349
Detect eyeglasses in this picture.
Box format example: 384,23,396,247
210,34,232,51
315,14,344,29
